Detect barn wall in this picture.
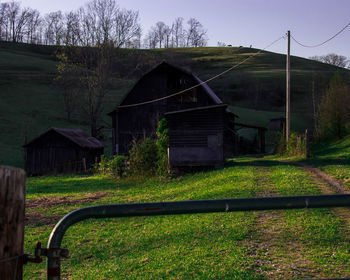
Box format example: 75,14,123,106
25,131,103,176
166,106,226,169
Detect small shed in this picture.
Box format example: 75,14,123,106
165,104,228,171
269,117,286,131
24,127,104,176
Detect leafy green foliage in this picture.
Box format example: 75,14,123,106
129,138,159,176
315,73,350,141
156,118,169,176
276,131,306,157
95,155,128,177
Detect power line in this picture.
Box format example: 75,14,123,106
118,36,285,108
291,22,350,48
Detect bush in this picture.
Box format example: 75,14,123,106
128,119,169,177
95,155,128,177
129,138,159,176
276,131,306,157
315,73,350,141
156,118,169,176
109,155,128,177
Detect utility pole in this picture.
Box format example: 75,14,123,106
286,30,291,142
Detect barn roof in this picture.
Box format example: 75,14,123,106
24,127,104,149
108,61,227,114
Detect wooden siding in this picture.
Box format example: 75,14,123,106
24,130,103,176
166,105,227,168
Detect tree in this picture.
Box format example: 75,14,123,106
114,8,141,48
315,73,350,140
185,18,207,47
80,42,113,137
171,17,184,47
44,11,64,45
64,11,80,46
0,3,10,41
55,52,81,121
26,9,41,43
310,53,349,68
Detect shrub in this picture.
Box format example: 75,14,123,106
129,138,159,176
95,155,128,177
109,155,128,177
276,131,306,157
315,73,350,141
156,118,169,176
128,119,169,177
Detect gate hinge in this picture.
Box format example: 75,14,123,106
23,242,69,264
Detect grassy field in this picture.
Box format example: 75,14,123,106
1,41,348,168
23,137,350,279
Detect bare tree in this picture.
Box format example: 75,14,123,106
143,29,157,48
0,3,10,41
88,0,117,44
164,24,172,48
217,41,226,47
26,9,41,43
153,21,166,48
172,17,184,47
186,18,207,47
44,11,64,45
64,11,80,46
114,8,141,47
80,42,114,137
310,53,349,68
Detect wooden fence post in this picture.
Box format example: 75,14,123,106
0,166,26,280
305,129,309,158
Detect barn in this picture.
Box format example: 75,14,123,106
108,61,240,169
24,127,104,176
165,104,229,170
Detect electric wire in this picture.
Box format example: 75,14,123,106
291,22,350,48
117,36,285,108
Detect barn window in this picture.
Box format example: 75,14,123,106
176,89,198,103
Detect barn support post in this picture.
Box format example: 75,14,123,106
82,158,87,172
258,128,265,153
0,166,26,280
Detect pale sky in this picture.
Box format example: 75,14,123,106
15,0,350,59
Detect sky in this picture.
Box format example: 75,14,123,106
15,0,350,59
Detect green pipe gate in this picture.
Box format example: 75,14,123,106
26,194,350,280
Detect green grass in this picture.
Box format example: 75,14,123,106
304,136,350,189
24,160,350,279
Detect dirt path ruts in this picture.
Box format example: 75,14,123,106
25,192,109,226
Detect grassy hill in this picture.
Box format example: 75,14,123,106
1,41,348,168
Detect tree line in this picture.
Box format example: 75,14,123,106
0,0,208,48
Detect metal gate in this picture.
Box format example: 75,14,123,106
26,194,350,280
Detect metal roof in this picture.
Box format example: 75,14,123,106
24,127,104,149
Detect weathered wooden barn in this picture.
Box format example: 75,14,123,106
108,61,267,169
24,127,104,176
165,104,229,169
109,62,237,144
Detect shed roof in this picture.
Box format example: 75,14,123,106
24,127,104,149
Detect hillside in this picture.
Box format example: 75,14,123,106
0,41,348,168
